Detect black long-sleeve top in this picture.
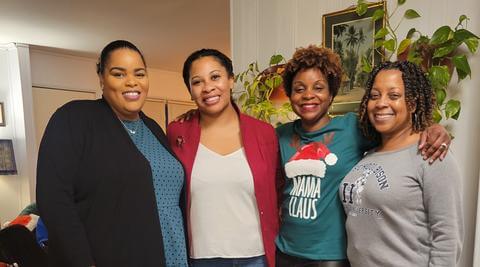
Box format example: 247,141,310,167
36,98,181,267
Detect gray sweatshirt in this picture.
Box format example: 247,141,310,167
340,143,463,267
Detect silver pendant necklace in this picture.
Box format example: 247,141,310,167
120,119,139,135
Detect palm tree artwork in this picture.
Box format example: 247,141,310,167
332,18,373,99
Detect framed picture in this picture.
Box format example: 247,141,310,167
323,1,385,115
0,139,17,175
0,102,5,126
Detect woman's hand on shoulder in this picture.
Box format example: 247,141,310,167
419,124,451,164
174,109,198,123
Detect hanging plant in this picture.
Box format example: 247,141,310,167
356,0,479,123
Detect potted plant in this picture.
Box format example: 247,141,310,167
234,54,293,125
356,0,479,123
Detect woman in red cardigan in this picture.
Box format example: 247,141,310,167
167,49,279,267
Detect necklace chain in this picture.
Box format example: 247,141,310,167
120,119,139,135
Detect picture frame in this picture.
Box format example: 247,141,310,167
323,1,385,115
0,139,17,175
0,102,5,126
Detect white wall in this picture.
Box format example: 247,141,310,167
231,0,480,266
0,44,36,225
29,48,191,101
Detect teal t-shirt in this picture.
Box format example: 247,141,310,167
275,112,372,260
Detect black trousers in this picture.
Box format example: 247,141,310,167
276,249,350,267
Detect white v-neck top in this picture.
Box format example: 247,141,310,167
190,143,264,259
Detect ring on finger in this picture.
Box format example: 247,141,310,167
440,142,448,150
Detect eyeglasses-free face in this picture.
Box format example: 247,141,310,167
289,68,333,132
100,48,149,120
367,69,413,139
188,56,234,117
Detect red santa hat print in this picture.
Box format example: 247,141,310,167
285,142,338,178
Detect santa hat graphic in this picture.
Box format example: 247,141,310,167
285,142,338,178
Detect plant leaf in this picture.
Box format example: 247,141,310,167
356,2,368,16
397,38,411,56
430,26,454,45
454,29,479,42
374,27,389,39
248,62,255,72
374,39,385,48
272,75,283,88
464,37,479,53
269,54,284,65
435,88,446,106
458,15,468,26
428,65,450,89
445,99,461,119
404,9,421,19
238,92,247,105
433,40,459,58
452,105,461,120
361,55,373,73
406,28,417,39
243,80,250,90
432,107,442,123
398,0,406,5
417,35,430,44
251,80,260,94
383,39,396,51
372,9,385,22
265,78,274,89
406,45,422,65
452,54,471,80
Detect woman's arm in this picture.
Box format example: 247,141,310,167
422,155,464,266
36,106,95,267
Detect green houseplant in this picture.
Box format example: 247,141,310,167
356,0,479,123
234,54,293,124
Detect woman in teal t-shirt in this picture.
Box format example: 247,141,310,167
275,45,451,267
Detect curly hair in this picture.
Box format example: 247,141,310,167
282,45,343,99
358,61,435,142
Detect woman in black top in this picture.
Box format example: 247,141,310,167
36,40,187,267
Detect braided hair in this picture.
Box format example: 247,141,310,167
358,61,435,142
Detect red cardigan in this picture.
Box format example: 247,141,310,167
166,109,279,267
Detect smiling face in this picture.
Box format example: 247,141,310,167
367,69,413,138
188,56,234,116
289,68,332,131
100,48,148,120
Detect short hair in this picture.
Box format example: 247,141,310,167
282,45,343,98
358,61,435,141
182,48,233,91
96,40,146,75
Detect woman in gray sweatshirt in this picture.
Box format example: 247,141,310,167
340,61,463,267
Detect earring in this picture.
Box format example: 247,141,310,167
328,104,333,117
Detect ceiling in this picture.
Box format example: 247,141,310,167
0,0,230,72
